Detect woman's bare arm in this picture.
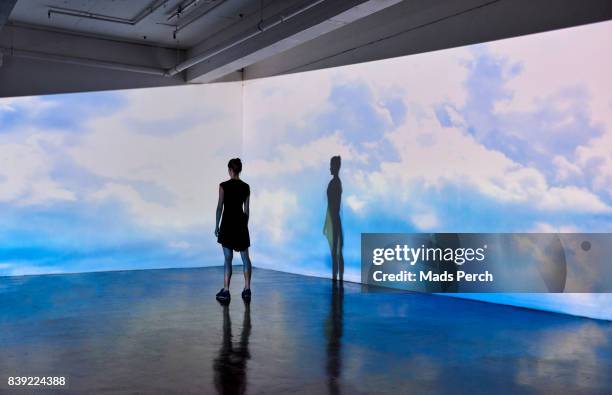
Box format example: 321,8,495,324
215,185,224,236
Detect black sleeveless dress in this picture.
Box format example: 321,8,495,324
217,179,251,251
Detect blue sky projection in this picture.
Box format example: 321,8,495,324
1,21,611,319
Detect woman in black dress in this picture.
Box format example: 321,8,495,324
215,158,252,301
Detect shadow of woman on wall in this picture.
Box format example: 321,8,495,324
324,155,344,281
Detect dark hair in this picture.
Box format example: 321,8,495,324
228,158,242,174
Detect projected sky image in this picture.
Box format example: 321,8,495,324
244,20,612,319
0,84,242,275
246,21,612,266
0,20,610,319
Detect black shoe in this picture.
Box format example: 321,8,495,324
216,288,230,301
241,288,251,300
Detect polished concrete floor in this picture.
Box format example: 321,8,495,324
0,266,611,394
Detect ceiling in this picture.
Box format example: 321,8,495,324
9,0,272,48
1,0,612,98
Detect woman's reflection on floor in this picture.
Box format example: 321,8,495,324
325,280,344,395
324,155,344,281
214,300,251,395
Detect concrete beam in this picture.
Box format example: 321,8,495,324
0,0,18,31
2,0,611,97
0,24,188,97
186,0,404,83
0,56,186,98
244,0,612,80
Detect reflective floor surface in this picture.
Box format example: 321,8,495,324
1,267,611,394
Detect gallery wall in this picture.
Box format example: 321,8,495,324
0,83,243,275
243,20,612,319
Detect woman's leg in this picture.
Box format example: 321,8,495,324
223,247,233,290
239,249,252,290
337,217,344,281
331,218,341,281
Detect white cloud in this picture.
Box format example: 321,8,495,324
0,96,57,115
488,20,612,201
490,20,612,133
0,83,244,230
337,45,471,109
68,83,243,229
0,102,16,112
0,134,75,205
248,131,366,177
576,137,612,198
250,188,298,243
91,182,185,227
529,222,580,233
352,110,612,214
553,155,583,182
244,34,612,221
244,71,334,143
243,44,471,152
411,212,439,230
345,194,366,214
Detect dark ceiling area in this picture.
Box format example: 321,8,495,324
1,0,611,97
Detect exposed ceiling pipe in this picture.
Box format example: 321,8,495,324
164,0,327,76
2,0,328,79
48,0,170,26
171,0,225,37
0,47,167,76
167,0,216,22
